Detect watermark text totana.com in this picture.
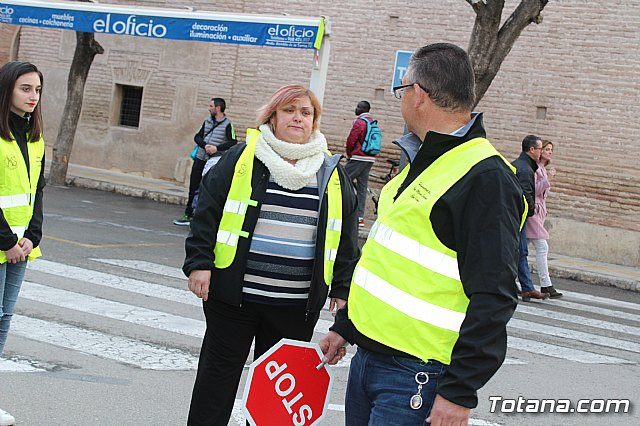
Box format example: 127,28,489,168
489,396,631,414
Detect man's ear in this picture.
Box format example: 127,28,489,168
414,84,429,108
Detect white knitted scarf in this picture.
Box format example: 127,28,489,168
255,124,327,191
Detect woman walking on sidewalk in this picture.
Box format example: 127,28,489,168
527,140,563,298
0,61,46,426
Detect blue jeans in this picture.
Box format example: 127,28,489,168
346,347,446,425
517,221,535,292
0,261,27,355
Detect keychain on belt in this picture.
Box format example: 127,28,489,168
410,372,429,410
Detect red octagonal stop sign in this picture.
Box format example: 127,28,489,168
242,338,334,426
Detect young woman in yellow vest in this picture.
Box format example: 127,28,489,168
0,61,45,425
183,84,359,425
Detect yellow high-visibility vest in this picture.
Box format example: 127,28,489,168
214,129,343,285
0,134,44,263
349,137,526,364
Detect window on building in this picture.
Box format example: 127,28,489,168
116,84,143,128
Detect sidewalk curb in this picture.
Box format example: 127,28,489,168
547,265,639,292
66,176,188,206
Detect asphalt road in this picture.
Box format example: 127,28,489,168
1,185,639,426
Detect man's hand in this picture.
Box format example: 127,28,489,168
205,145,218,155
188,270,212,301
426,394,470,426
328,297,346,317
18,238,33,257
318,331,348,365
4,244,26,264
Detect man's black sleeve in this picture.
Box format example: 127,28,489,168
330,303,357,343
515,168,535,217
435,164,522,408
193,122,207,148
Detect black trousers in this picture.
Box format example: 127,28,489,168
186,157,206,216
187,300,320,426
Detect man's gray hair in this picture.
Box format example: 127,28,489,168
406,43,476,112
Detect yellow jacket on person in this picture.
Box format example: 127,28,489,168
349,137,525,364
0,133,44,263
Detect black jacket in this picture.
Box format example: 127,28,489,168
512,152,538,217
331,114,524,408
183,143,360,315
0,112,45,251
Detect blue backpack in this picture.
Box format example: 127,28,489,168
360,117,382,155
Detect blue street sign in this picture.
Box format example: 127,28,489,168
0,1,322,49
391,50,413,92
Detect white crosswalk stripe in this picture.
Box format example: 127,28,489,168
4,258,638,375
552,289,640,312
516,303,640,336
507,336,633,364
27,259,197,306
89,258,186,280
20,282,205,338
11,315,198,370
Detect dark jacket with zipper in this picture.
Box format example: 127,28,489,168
512,151,538,217
331,114,524,408
183,143,360,314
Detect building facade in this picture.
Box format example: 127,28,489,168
2,0,639,266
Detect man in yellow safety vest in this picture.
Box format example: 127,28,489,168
320,43,527,426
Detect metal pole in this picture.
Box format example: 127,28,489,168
309,17,331,107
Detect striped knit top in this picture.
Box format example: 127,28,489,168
242,176,320,306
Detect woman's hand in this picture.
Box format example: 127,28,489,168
329,297,347,317
5,244,26,264
204,144,218,155
188,270,212,301
18,238,33,257
548,167,557,178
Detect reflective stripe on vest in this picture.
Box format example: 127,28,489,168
0,134,44,263
213,129,343,283
323,169,342,285
349,137,520,364
213,129,260,269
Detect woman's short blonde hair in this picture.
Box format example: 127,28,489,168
256,84,322,131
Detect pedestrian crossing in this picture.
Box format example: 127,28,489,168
3,257,639,374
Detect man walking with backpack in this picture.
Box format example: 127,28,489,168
345,100,380,227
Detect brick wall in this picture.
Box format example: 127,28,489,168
12,0,640,262
0,24,18,63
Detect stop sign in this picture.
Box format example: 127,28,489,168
242,338,334,426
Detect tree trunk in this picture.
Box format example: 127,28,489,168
48,31,103,185
466,0,549,108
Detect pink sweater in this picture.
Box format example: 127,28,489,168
526,165,551,240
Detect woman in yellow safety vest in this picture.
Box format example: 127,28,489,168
183,84,359,425
0,61,46,425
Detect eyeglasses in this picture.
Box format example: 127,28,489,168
392,83,429,99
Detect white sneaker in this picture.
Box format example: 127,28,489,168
0,408,15,426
